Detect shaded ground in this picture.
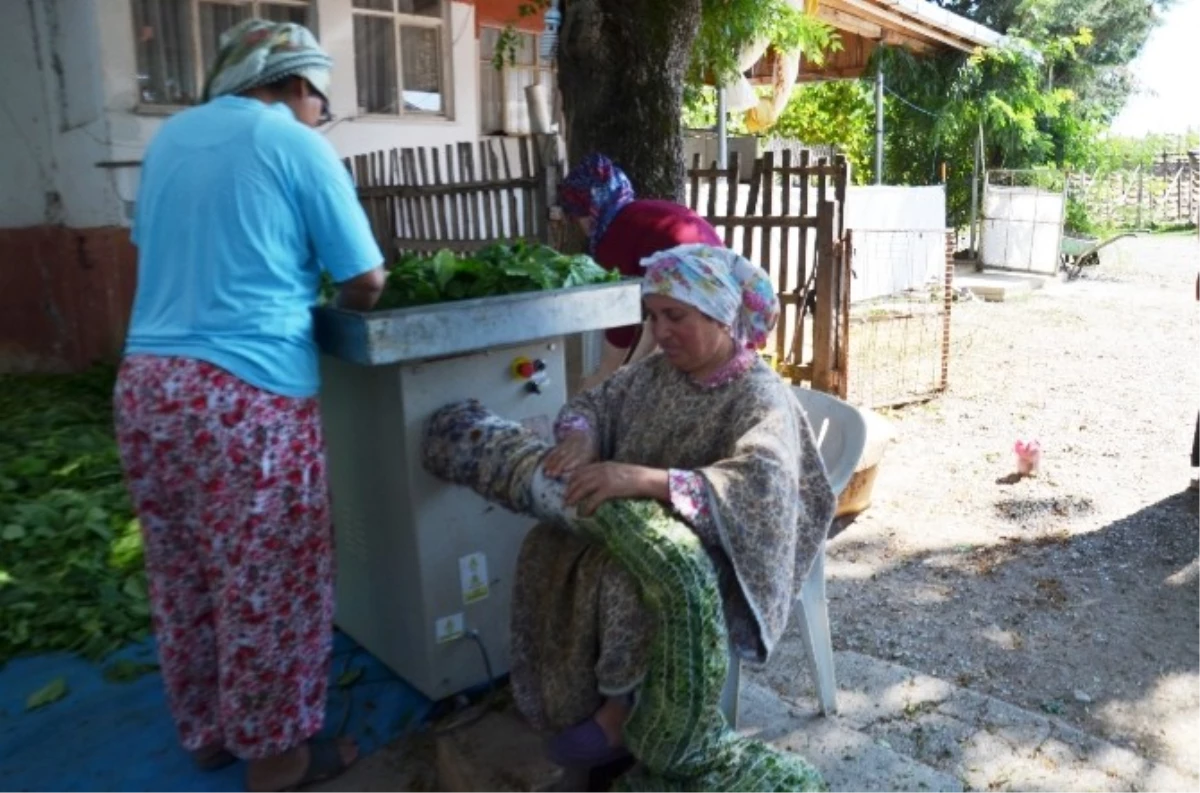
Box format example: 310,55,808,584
767,234,1198,780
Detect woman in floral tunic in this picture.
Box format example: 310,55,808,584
113,19,383,792
512,244,837,767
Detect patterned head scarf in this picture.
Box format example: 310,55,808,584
202,19,333,103
559,153,636,253
641,244,779,350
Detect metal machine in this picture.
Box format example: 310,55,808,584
314,283,640,700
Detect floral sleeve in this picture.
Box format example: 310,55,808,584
553,412,592,442
668,469,719,545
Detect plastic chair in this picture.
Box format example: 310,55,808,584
719,387,867,727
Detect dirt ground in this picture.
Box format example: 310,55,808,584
781,233,1199,779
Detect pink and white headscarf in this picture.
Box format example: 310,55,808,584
640,244,779,350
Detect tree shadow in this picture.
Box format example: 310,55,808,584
792,488,1199,770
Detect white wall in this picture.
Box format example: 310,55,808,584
0,0,484,228
843,185,947,303
0,0,125,228
688,182,947,301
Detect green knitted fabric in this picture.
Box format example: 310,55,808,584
423,401,826,792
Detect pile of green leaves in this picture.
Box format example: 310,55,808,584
371,242,619,311
0,366,149,664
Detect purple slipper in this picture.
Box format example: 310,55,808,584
546,718,630,768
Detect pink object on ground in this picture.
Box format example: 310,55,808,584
1014,439,1042,476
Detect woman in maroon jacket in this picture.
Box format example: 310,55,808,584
560,154,723,389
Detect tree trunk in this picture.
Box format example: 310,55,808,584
557,0,702,202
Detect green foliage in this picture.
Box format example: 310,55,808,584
368,243,619,310
1080,131,1200,172
689,0,841,89
0,366,149,664
855,25,1096,225
1064,196,1101,235
770,81,875,182
25,677,69,710
938,0,1175,121
491,1,551,70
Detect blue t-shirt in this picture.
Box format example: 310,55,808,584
126,95,382,398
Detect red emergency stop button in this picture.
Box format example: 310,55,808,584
511,356,537,379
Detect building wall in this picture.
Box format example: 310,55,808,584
0,0,126,230
0,0,486,372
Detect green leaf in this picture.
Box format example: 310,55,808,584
25,678,69,710
337,668,364,688
2,524,25,541
102,659,159,684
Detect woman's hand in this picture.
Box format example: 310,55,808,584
543,432,597,478
565,463,669,516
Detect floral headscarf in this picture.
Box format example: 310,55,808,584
559,153,636,254
641,244,779,350
202,19,333,103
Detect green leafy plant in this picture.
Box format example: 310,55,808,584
690,0,841,90
0,366,148,665
331,243,619,311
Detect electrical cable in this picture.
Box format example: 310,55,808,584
429,627,501,737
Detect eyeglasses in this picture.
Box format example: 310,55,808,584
304,79,333,125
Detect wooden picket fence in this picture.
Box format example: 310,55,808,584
684,150,852,396
344,135,558,258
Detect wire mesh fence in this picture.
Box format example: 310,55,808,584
845,230,955,408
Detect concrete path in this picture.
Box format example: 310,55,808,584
310,649,1195,792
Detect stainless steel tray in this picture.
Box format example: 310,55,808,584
314,280,642,366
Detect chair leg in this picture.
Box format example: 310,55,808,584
796,542,838,715
719,641,741,729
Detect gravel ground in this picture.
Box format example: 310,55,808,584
789,234,1199,778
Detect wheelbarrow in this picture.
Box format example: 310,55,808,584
1059,232,1136,281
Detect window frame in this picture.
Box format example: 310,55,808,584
133,0,316,113
350,0,452,119
477,24,555,137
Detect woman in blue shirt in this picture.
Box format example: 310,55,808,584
113,20,383,791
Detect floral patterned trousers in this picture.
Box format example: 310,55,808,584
114,355,334,760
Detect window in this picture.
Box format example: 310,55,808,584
352,0,447,116
133,0,315,106
479,27,553,136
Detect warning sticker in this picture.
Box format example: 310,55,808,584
459,552,490,604
435,613,464,644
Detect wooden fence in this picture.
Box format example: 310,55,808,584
345,138,854,397
1067,153,1199,229
344,135,559,258
683,150,852,396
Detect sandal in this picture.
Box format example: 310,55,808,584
192,745,237,772
280,740,356,791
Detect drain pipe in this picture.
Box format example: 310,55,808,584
873,66,883,185
716,88,728,169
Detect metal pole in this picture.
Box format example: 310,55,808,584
1136,166,1144,229
873,68,884,185
969,122,982,258
716,88,728,169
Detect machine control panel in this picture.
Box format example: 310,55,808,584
511,356,551,395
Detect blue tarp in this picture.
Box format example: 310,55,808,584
0,631,432,791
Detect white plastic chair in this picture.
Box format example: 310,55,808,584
719,387,867,726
